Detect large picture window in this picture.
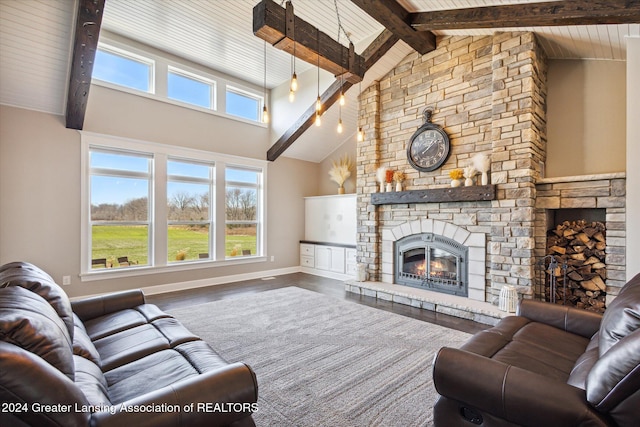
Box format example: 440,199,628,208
89,149,152,268
81,134,266,278
167,160,214,262
225,167,261,258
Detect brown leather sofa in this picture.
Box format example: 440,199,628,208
0,262,258,427
432,272,640,427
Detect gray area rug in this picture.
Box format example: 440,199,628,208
169,286,471,427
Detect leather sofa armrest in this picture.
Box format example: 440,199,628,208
71,289,146,322
433,347,607,427
90,362,258,427
517,299,602,338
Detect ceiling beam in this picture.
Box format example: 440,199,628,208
65,0,105,130
253,0,365,83
410,0,640,31
267,30,399,162
349,0,435,55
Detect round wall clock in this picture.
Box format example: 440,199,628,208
407,109,450,172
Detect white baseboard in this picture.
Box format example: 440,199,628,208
140,266,302,295
300,266,353,281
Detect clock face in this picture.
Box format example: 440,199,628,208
407,126,450,172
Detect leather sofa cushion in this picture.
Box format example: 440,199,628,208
83,308,147,340
74,355,112,407
587,328,640,412
0,261,74,339
567,333,600,389
174,340,232,373
105,347,209,403
599,272,640,356
83,303,172,340
0,341,90,427
104,341,230,404
474,320,591,381
94,324,171,371
72,314,101,366
0,286,75,380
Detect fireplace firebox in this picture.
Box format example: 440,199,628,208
395,233,468,296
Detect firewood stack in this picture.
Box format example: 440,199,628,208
546,220,606,313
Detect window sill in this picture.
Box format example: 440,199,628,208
80,256,267,282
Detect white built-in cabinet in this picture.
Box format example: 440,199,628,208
300,243,356,280
301,194,357,280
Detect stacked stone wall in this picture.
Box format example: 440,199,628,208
356,32,549,303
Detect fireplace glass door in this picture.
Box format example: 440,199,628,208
395,233,468,296
429,247,458,282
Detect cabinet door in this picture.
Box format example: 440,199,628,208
329,247,345,273
345,248,357,276
315,246,332,271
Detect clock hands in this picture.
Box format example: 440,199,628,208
420,139,437,154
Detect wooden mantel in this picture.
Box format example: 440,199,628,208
371,185,496,205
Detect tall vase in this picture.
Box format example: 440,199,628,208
395,182,402,192
386,182,393,192
481,172,489,185
380,183,385,193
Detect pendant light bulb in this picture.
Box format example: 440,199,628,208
290,72,298,92
316,95,322,113
289,89,295,103
262,106,269,124
315,112,322,127
357,127,364,142
339,92,345,106
337,118,343,134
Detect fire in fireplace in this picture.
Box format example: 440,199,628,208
395,233,468,296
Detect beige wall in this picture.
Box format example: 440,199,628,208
546,59,626,177
627,38,640,279
317,137,357,196
0,96,318,297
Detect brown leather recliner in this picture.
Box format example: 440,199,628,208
0,262,258,427
432,272,640,427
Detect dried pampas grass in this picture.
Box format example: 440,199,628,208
328,154,353,187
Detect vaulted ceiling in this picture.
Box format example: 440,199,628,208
1,0,639,162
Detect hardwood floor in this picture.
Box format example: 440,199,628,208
146,272,489,334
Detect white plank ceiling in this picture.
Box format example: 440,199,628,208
1,0,638,162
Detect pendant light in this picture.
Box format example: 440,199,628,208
262,41,269,124
356,81,364,141
289,42,298,102
334,0,347,133
315,29,321,126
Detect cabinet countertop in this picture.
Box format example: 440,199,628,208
300,240,356,249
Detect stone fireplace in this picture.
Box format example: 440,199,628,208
348,32,626,321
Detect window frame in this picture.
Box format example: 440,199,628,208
225,85,264,123
80,132,268,281
166,158,215,263
167,66,217,111
224,165,264,259
88,148,154,269
92,43,156,94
